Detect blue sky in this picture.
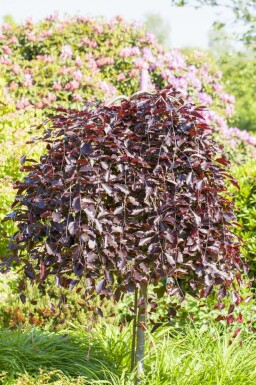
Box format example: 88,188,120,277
0,0,231,49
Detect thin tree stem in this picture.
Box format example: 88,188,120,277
131,286,138,372
135,283,148,383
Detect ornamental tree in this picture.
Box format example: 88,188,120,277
5,88,244,377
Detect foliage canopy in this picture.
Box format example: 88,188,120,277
5,89,243,308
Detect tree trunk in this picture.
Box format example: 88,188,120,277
135,283,147,383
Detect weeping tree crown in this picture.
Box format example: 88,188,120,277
6,88,243,306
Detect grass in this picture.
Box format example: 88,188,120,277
0,323,256,384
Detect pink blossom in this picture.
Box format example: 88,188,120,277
225,104,235,117
16,97,31,110
220,92,235,104
73,70,83,82
129,68,139,78
9,36,18,44
92,24,104,34
34,102,45,109
52,82,62,91
46,92,57,102
11,63,22,75
131,20,144,30
165,51,186,70
25,17,33,26
64,80,80,91
73,93,83,102
40,29,53,38
0,55,11,65
9,81,18,91
60,44,73,60
22,74,33,88
75,56,83,67
119,46,140,58
75,16,91,23
26,31,36,42
133,57,149,70
198,92,213,106
2,45,12,55
117,73,126,82
59,66,73,75
145,32,156,45
87,58,98,71
2,23,11,32
212,83,223,92
36,54,55,63
96,57,114,67
81,37,98,48
45,13,59,22
251,150,256,158
98,81,116,97
142,47,155,63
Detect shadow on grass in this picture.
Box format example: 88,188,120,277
0,327,122,382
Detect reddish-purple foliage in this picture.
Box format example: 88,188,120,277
5,88,244,305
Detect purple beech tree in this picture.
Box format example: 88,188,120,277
4,87,244,378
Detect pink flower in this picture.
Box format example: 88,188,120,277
75,56,83,67
9,36,18,44
2,45,12,55
34,102,45,109
46,92,57,102
81,37,98,48
145,32,156,44
16,97,31,110
9,81,18,91
225,104,235,117
25,17,33,26
60,44,73,60
40,29,53,38
0,56,11,65
220,92,235,104
64,80,80,91
96,57,114,67
119,46,140,58
26,32,36,42
198,92,213,106
36,54,55,63
98,81,116,97
11,63,22,75
92,24,104,34
165,50,186,70
2,23,11,32
73,70,83,82
45,13,59,22
23,74,33,88
117,73,126,82
59,66,73,75
73,93,83,102
212,83,223,92
52,82,62,91
142,47,155,63
129,68,139,78
133,57,149,70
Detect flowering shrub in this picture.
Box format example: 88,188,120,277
0,15,255,153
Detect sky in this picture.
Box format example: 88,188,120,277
0,0,231,49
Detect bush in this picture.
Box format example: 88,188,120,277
220,53,256,132
0,15,255,257
230,160,256,275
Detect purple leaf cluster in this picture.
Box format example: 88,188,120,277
6,89,243,304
